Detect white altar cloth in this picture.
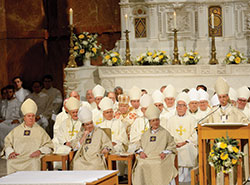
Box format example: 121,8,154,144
0,170,117,185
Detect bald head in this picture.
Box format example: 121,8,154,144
86,89,95,103
69,91,80,101
107,92,116,104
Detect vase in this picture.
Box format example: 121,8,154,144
83,58,91,66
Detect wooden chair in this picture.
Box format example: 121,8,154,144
191,167,199,185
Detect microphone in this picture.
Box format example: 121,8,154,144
197,105,221,125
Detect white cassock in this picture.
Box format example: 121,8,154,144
167,114,198,182
129,116,149,152
187,110,202,125
240,103,250,120
92,108,103,126
15,88,30,103
198,107,211,121
134,107,143,117
160,109,172,130
0,98,22,149
53,108,69,137
1,122,53,174
99,118,128,153
42,87,63,114
26,92,51,128
54,117,82,154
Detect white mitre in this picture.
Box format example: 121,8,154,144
92,84,105,98
140,94,153,108
188,88,200,102
214,77,229,95
176,92,190,105
152,90,164,104
78,106,92,123
163,84,177,98
210,94,220,107
21,98,38,115
198,88,209,101
229,87,238,102
145,104,160,120
99,97,113,111
237,86,250,100
128,86,141,100
66,97,80,111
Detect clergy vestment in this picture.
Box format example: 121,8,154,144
159,109,172,130
71,127,113,170
81,101,95,111
42,87,63,114
53,107,69,137
15,87,30,103
1,122,53,174
198,107,211,122
167,114,198,182
187,109,202,125
92,108,103,126
134,107,143,117
99,118,128,153
54,117,82,154
132,126,178,185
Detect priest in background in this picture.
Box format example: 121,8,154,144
198,88,211,120
236,86,250,120
81,89,96,111
1,98,53,174
71,107,113,170
12,76,30,103
128,86,143,117
132,104,177,185
187,88,202,123
167,92,198,183
92,84,106,125
163,84,177,117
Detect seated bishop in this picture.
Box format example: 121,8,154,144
197,88,211,121
236,86,250,120
187,88,202,123
129,94,153,152
71,107,113,170
163,84,177,117
132,104,178,185
128,86,143,117
167,92,198,183
91,85,106,126
1,99,53,174
98,97,128,153
53,97,82,154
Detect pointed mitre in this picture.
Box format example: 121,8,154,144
163,84,177,98
229,87,237,101
152,90,164,104
237,86,250,100
188,88,200,102
92,84,105,98
140,94,153,108
145,104,161,120
214,77,229,95
198,88,209,101
21,98,38,115
176,92,190,105
128,86,141,100
66,97,80,111
99,97,113,111
78,106,92,123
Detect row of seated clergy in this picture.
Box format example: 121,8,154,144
1,98,53,174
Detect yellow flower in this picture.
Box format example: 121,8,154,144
235,57,241,64
184,53,187,57
152,54,157,58
92,48,97,54
232,159,237,165
210,149,215,157
220,142,227,149
189,56,194,59
147,52,152,56
232,146,239,153
220,153,228,160
194,52,198,55
227,53,232,57
159,55,163,59
74,46,79,50
78,34,84,39
162,51,166,54
112,57,118,63
105,55,110,60
139,57,143,61
79,49,85,54
114,52,119,56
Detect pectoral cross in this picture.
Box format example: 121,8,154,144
68,129,78,137
176,126,186,136
96,118,103,125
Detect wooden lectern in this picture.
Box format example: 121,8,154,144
198,124,250,185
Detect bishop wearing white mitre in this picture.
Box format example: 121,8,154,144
128,86,143,117
167,92,198,183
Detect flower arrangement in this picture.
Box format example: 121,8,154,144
73,32,102,61
102,50,124,66
224,47,247,64
135,51,171,65
181,51,201,65
208,136,244,174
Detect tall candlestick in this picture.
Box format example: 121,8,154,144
211,13,214,29
125,14,128,30
69,8,73,25
174,11,177,29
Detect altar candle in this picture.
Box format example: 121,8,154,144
174,11,177,29
125,14,128,30
69,8,73,25
211,13,214,29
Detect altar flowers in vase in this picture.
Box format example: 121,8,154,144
135,51,171,65
208,136,244,174
181,51,200,65
102,50,124,66
73,32,102,62
224,47,247,64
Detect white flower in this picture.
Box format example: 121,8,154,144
184,57,189,62
82,41,88,45
110,53,115,57
217,142,221,148
85,52,91,59
188,52,192,55
146,56,153,62
229,56,235,61
107,60,112,66
232,52,236,56
227,145,233,153
142,53,147,57
209,162,214,167
239,53,243,58
225,160,231,167
154,57,160,62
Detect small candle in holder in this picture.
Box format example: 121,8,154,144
125,14,128,30
69,8,73,25
211,13,214,29
174,11,177,29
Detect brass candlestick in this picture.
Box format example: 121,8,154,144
209,28,218,65
124,30,132,66
172,29,180,65
66,25,77,68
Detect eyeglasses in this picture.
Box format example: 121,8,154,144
238,99,247,103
